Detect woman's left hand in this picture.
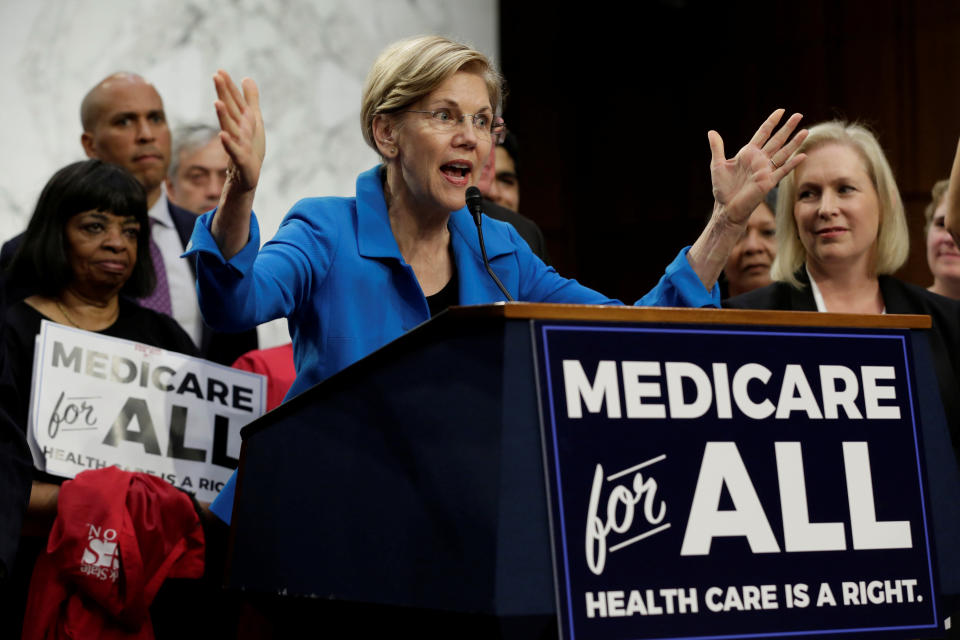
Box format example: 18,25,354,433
210,70,265,259
214,70,265,194
709,109,807,227
686,109,807,291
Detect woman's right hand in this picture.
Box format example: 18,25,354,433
211,70,264,259
214,70,265,193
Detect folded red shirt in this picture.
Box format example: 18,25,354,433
22,467,204,639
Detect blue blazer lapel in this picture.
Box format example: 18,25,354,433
355,167,404,261
352,164,520,304
449,209,518,304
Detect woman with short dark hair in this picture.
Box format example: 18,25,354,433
5,159,197,429
9,159,156,299
1,159,197,635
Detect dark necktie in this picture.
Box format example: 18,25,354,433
138,218,173,316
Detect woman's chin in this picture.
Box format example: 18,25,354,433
932,257,960,277
85,275,129,296
933,269,960,290
746,274,772,290
806,247,875,274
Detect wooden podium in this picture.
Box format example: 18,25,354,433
225,304,959,639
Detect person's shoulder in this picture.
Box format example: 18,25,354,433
482,200,537,231
283,196,357,227
479,199,550,262
2,300,46,362
882,276,943,300
723,281,796,309
882,276,960,315
117,298,199,356
167,200,199,222
481,210,521,239
451,207,525,259
4,298,37,319
273,197,356,257
3,299,42,333
0,233,24,269
167,201,200,242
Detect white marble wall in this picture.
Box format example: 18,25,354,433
0,0,496,345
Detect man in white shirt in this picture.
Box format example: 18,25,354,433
79,73,203,344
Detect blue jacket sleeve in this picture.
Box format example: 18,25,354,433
182,203,338,333
209,470,236,524
636,247,720,308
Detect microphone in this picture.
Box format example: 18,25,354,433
465,187,514,301
465,186,484,226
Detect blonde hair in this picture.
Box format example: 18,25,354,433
771,120,909,288
360,35,503,153
925,179,949,233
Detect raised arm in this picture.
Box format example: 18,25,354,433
944,137,960,246
687,109,807,290
210,70,265,260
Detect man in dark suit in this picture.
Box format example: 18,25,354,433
477,129,550,264
1,73,256,365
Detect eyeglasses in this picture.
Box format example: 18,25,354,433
404,109,505,141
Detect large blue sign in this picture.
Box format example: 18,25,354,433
535,322,941,640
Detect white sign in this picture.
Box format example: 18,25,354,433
27,321,266,503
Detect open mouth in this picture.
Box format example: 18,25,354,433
441,162,471,180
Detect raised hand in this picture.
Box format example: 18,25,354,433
709,109,807,226
687,109,807,291
209,70,265,259
213,70,265,194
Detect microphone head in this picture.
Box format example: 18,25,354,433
465,186,483,211
465,186,484,224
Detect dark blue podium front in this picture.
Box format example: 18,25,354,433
230,303,554,620
225,304,958,639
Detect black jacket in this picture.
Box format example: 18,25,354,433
480,198,551,265
0,277,31,581
725,272,960,463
